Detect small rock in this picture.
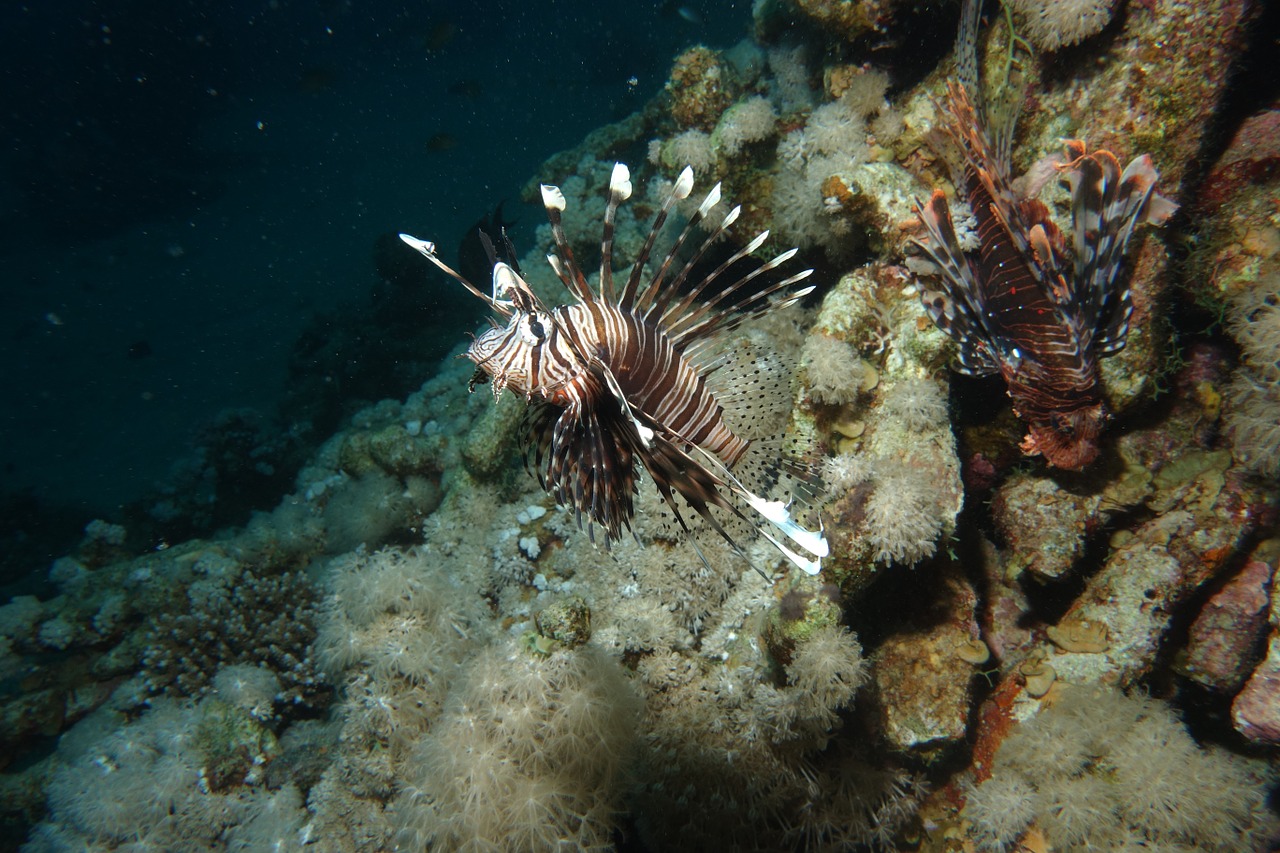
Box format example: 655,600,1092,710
1179,558,1272,692
1233,633,1280,746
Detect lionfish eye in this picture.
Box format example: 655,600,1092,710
516,314,547,347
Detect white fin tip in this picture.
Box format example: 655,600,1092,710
759,528,823,575
697,182,723,217
744,495,828,558
398,234,437,256
609,163,633,200
674,166,695,199
540,184,567,212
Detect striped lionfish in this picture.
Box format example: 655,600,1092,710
400,164,828,575
912,0,1176,469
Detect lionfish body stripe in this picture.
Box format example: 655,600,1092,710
401,163,826,575
911,0,1176,470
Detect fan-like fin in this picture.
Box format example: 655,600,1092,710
644,181,726,320
677,271,814,358
912,191,999,376
1060,142,1175,355
659,226,769,333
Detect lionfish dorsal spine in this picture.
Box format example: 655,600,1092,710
397,233,513,317
539,182,594,304
620,166,694,311
913,191,999,376
598,162,634,304
664,229,776,339
658,207,757,332
1060,142,1174,355
676,260,814,358
642,181,728,322
665,202,744,306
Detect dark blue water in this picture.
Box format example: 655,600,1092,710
0,0,748,574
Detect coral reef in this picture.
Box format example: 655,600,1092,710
4,0,1279,850
667,46,740,132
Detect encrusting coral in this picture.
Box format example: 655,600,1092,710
1225,279,1280,476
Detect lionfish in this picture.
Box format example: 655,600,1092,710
400,164,828,575
912,0,1176,469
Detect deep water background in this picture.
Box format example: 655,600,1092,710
0,0,749,576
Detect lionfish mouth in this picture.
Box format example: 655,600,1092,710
401,163,828,577
1021,416,1104,471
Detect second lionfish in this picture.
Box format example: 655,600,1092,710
400,164,828,575
912,0,1176,469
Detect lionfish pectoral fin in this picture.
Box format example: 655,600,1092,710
594,357,655,450
912,193,1000,377
1061,142,1174,355
757,528,822,576
688,444,828,575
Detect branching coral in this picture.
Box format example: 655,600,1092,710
321,470,413,553
714,95,778,156
785,624,868,735
802,334,872,405
315,546,489,725
139,549,324,708
881,378,949,433
863,461,944,565
631,635,924,851
44,700,203,844
663,128,716,175
36,698,310,850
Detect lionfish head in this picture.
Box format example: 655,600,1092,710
1020,405,1106,471
466,309,549,398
